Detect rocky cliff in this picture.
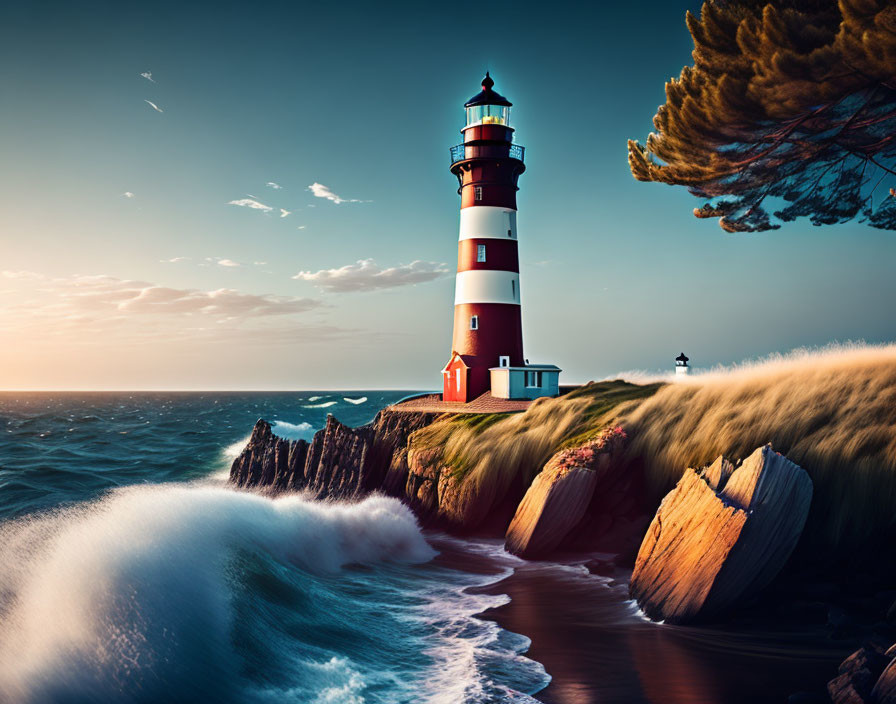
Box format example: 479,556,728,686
230,410,440,499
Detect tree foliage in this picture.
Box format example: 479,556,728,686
628,0,896,232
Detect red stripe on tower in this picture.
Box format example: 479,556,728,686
441,73,526,403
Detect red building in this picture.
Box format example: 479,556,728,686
441,74,559,403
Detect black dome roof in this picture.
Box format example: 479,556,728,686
676,352,689,363
464,72,512,108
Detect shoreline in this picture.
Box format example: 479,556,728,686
474,552,851,704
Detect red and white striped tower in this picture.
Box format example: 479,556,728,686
442,73,526,402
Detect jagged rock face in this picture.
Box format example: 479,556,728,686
230,419,308,491
229,411,439,500
630,444,813,624
302,416,375,497
374,411,441,496
403,446,509,532
504,427,628,559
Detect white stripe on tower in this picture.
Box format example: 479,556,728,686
454,270,520,305
458,206,517,241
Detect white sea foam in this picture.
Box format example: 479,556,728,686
271,420,316,442
412,569,548,703
303,401,338,409
0,487,434,703
222,435,251,460
343,397,367,405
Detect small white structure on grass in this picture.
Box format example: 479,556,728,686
490,360,561,400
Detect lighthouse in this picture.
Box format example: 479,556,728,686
441,73,560,403
675,352,690,376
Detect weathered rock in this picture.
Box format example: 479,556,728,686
229,419,308,491
504,427,627,558
630,444,813,624
403,444,513,532
827,641,892,704
229,410,439,499
302,415,376,497
375,411,442,495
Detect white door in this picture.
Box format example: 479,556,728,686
456,371,461,392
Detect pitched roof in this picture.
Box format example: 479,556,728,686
441,351,475,372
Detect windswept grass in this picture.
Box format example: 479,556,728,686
410,344,896,563
616,343,896,560
410,380,662,506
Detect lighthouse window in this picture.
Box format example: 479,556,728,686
474,186,483,202
511,279,516,299
470,315,479,330
525,371,543,388
477,244,486,262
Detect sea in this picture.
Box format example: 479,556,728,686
0,392,850,703
0,392,547,704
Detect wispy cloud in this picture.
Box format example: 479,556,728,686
279,208,291,218
216,259,241,268
253,261,268,266
293,259,449,293
144,99,163,113
121,191,135,199
227,198,272,212
296,225,307,230
2,270,44,280
160,257,189,263
308,182,370,205
140,71,155,83
266,182,282,190
1,271,322,319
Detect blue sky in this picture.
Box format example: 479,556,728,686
1,0,894,390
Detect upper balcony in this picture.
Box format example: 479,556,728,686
450,143,525,167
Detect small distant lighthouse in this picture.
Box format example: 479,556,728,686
441,73,559,403
675,352,690,376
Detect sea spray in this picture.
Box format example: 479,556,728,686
0,486,434,703
270,420,316,442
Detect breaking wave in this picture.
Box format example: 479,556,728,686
0,487,434,703
0,483,547,703
343,397,368,405
302,401,338,409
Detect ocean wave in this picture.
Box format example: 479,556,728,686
343,397,367,405
222,435,251,460
271,420,316,442
0,487,434,703
302,401,338,409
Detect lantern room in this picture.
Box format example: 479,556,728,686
464,72,512,128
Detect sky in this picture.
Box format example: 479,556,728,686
1,0,895,390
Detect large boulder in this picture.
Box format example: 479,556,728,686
630,444,812,624
826,641,893,704
504,427,628,558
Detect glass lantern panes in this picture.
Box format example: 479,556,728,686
465,104,510,127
